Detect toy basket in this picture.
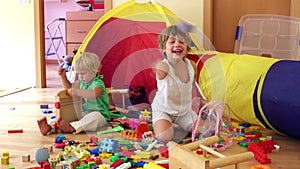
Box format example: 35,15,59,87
191,101,234,151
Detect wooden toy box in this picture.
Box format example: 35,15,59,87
169,136,254,169
55,90,82,123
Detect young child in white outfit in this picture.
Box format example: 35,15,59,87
151,25,199,143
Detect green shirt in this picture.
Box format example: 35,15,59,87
79,75,110,121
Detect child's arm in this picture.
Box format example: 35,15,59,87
68,85,102,100
156,61,169,80
57,67,72,89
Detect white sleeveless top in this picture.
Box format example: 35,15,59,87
151,58,195,116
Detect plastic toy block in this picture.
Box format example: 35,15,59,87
122,151,136,158
110,153,120,162
3,152,9,157
40,104,49,109
42,110,53,114
98,164,110,169
43,144,53,153
120,130,142,142
48,158,58,167
90,136,98,144
247,140,276,164
90,147,101,156
158,146,169,158
22,154,31,162
87,155,102,165
143,162,166,169
100,152,113,159
110,159,124,169
1,156,9,164
136,161,148,167
115,162,131,169
100,138,119,153
6,166,15,169
88,161,96,168
136,151,153,159
40,161,50,169
8,129,23,133
130,155,142,161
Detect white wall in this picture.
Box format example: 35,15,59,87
0,1,36,90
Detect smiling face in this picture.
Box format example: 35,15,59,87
165,35,188,60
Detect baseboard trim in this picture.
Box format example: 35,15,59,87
46,59,62,64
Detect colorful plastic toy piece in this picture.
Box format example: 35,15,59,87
137,122,150,135
140,109,151,119
143,162,166,169
8,129,23,133
247,140,276,164
100,138,119,153
158,146,169,158
110,159,123,169
97,126,124,135
1,156,9,165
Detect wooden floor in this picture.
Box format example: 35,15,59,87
0,63,300,168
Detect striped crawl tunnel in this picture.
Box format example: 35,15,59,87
188,51,300,139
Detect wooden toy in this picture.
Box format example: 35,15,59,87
55,90,82,123
1,156,9,164
169,135,254,169
8,129,23,133
22,154,30,162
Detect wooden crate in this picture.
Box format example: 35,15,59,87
169,136,254,169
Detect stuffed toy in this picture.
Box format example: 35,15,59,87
60,55,73,72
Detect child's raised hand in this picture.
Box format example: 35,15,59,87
57,66,66,76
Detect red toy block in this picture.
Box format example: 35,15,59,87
158,146,169,158
110,159,123,169
247,140,276,164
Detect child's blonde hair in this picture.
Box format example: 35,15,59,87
158,25,191,53
74,52,101,74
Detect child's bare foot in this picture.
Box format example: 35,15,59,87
57,118,75,133
37,116,52,135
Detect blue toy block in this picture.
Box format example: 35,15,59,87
100,138,119,153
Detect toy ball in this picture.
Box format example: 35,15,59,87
35,148,50,164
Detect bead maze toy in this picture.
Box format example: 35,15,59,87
169,135,254,169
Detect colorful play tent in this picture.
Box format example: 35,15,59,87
72,0,214,99
72,0,300,139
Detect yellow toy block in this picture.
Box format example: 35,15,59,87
3,152,9,157
1,156,9,164
136,151,153,159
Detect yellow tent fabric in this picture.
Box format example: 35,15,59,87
198,52,279,127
